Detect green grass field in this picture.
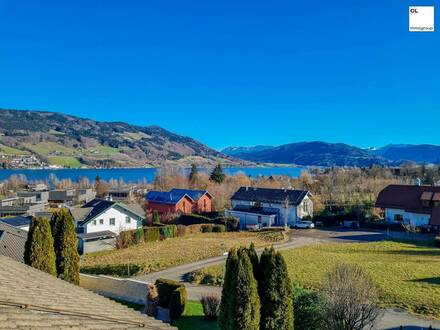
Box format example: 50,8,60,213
25,142,75,156
0,143,28,155
173,301,218,330
200,240,440,319
48,156,82,168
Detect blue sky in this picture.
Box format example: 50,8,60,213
0,0,439,150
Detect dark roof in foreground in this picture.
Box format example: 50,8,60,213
0,222,27,263
231,187,309,205
0,255,175,329
77,230,117,240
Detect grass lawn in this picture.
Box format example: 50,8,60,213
200,240,440,319
48,156,82,168
25,142,75,156
93,146,120,155
81,232,286,277
173,300,218,330
0,143,28,155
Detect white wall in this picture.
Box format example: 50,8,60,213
385,208,430,227
231,196,313,226
84,206,141,234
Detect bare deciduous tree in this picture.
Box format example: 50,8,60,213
323,263,380,330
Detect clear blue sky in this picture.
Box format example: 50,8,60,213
0,0,439,150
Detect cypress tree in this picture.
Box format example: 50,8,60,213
210,164,226,184
259,247,294,330
52,209,80,284
152,211,161,225
219,248,239,330
247,243,260,282
24,217,57,276
189,164,198,182
218,248,260,330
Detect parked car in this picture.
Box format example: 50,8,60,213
292,221,315,229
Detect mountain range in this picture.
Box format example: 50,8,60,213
0,109,234,168
1,108,440,169
222,142,440,167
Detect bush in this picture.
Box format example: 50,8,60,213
201,224,213,233
178,213,212,225
116,230,133,249
155,278,185,307
323,264,379,330
177,224,187,237
293,286,325,330
200,295,220,320
133,228,144,244
155,278,187,320
160,225,177,239
169,285,187,320
212,224,226,233
186,224,204,234
144,227,161,242
435,236,440,248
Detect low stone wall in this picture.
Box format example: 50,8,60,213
80,273,149,305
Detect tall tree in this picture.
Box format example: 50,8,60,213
218,248,260,330
247,243,260,282
52,209,80,284
210,164,226,184
259,247,294,330
24,217,57,276
189,164,199,182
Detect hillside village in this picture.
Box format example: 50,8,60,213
1,164,440,329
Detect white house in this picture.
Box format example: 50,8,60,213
71,198,145,254
71,198,145,235
376,184,440,229
225,187,313,229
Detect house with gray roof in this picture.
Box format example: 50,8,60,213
71,199,145,254
225,187,313,229
0,254,174,329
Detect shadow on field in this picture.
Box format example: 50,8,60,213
411,277,440,285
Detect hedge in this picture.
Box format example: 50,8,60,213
435,236,440,248
155,278,187,319
178,214,239,232
169,286,187,320
201,224,213,233
160,225,177,239
212,224,226,233
144,227,161,242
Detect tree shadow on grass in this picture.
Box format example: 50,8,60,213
173,315,218,330
410,277,440,285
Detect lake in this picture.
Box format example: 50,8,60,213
0,167,302,183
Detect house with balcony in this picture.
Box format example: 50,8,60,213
225,187,313,229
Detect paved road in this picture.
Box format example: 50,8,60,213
135,228,440,329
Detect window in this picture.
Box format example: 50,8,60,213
126,216,131,224
92,220,97,226
99,219,104,225
110,218,116,226
394,214,403,222
258,215,262,223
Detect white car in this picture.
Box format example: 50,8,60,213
292,221,315,229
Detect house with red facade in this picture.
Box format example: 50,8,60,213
145,188,212,214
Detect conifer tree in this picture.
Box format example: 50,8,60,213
218,248,260,330
189,164,198,182
259,247,294,330
24,217,57,276
152,210,161,225
52,209,80,284
219,249,239,330
210,164,226,184
247,242,260,282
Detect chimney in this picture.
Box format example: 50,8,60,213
245,186,249,191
